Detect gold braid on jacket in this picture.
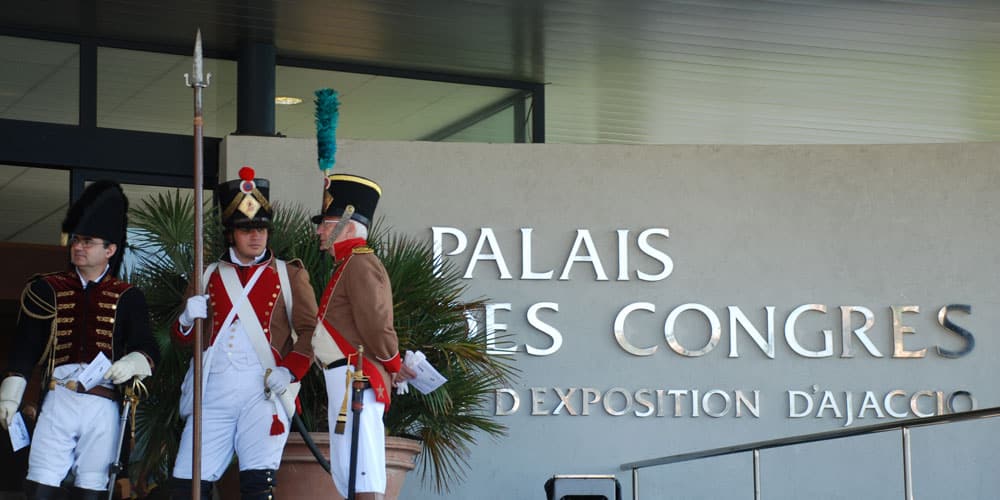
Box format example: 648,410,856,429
19,283,57,381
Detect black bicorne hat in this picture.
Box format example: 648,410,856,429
62,180,129,276
311,174,381,227
215,166,272,229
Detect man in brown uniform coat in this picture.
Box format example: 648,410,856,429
311,174,412,500
170,167,317,500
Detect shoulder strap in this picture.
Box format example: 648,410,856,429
217,264,267,335
200,262,218,295
275,260,296,342
220,264,299,417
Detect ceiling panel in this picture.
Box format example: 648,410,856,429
97,47,238,136
2,0,1000,145
0,165,69,244
274,67,521,140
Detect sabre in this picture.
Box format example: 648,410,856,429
347,345,369,500
320,204,356,252
107,379,144,500
106,398,130,500
184,29,211,500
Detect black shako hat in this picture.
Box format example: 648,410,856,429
215,166,273,229
61,179,129,275
311,173,381,227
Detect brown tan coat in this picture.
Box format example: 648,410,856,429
321,249,400,401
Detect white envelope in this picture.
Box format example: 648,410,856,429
9,412,29,452
405,350,448,395
77,352,112,390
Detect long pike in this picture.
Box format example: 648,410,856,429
184,29,211,500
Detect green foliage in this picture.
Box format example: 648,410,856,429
375,228,516,493
127,191,211,493
127,190,515,495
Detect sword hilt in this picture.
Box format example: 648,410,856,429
351,345,368,384
320,204,356,251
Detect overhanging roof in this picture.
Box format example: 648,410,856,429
3,0,1000,144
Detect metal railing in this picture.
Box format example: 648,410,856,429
619,406,1000,500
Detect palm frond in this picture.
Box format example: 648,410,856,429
376,226,518,493
126,197,516,495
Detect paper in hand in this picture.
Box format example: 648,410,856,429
77,351,112,390
404,350,447,395
8,412,29,452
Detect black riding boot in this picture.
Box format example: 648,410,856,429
69,487,106,500
24,480,65,500
170,477,213,500
239,469,277,500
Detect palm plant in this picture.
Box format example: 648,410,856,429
372,227,517,493
125,190,515,496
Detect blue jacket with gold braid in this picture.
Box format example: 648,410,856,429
10,270,159,381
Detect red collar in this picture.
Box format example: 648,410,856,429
334,238,367,260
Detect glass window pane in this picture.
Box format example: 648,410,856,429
444,105,515,143
0,36,79,125
117,183,203,276
0,164,70,245
98,47,236,137
276,65,523,141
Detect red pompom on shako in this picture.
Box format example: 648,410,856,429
239,166,256,193
215,166,272,229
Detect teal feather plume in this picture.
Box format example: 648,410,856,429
314,88,340,173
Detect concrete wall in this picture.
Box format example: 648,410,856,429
223,136,1000,499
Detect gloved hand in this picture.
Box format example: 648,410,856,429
394,351,421,395
104,351,152,384
179,294,209,329
265,367,293,396
0,376,26,431
311,330,343,367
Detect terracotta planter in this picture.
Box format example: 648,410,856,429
383,435,423,500
220,433,421,499
218,432,332,500
218,432,423,500
326,435,423,500
276,432,332,499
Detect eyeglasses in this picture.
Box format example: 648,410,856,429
68,236,104,248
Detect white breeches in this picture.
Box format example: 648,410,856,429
27,383,120,490
324,365,386,496
172,362,290,481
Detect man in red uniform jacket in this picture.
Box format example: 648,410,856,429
170,167,317,500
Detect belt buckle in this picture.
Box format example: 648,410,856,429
65,380,79,392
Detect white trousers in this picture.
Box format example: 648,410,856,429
172,362,290,481
324,366,386,496
27,384,120,490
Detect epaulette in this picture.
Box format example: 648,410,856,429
20,275,57,319
27,271,63,284
285,258,305,268
352,246,374,255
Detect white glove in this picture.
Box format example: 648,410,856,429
104,352,152,384
179,294,209,329
395,350,420,395
311,330,343,367
0,376,26,431
395,378,409,395
265,367,293,396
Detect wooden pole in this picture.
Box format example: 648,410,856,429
185,29,211,500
